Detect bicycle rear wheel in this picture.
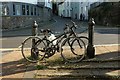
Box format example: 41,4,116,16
21,36,46,63
61,37,86,63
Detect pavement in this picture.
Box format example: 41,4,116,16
1,44,120,80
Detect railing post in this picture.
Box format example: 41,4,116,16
86,18,95,58
31,21,38,59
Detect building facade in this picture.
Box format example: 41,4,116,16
58,0,71,17
37,0,52,9
0,2,41,16
0,1,52,29
58,0,91,21
78,2,90,20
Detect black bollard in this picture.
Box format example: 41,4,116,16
32,21,38,36
31,21,38,59
86,18,95,59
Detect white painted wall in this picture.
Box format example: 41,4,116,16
58,3,64,16
45,0,52,9
58,0,91,20
71,2,79,19
78,2,90,20
58,0,71,17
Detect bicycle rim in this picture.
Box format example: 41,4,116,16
61,37,86,63
21,36,45,63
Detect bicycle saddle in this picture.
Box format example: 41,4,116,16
40,29,51,33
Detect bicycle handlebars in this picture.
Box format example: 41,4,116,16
64,20,78,32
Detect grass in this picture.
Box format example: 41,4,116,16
36,65,48,70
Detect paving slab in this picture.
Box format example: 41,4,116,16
1,45,120,79
36,69,120,78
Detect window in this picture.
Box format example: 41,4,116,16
31,6,33,15
22,5,25,15
37,8,39,16
67,2,69,6
2,4,9,16
26,5,29,15
16,5,20,15
67,10,69,17
34,7,36,15
13,4,15,15
63,10,65,16
85,6,88,12
4,7,8,15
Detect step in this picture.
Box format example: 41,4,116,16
36,69,120,79
45,60,119,69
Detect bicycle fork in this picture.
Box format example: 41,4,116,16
68,38,83,51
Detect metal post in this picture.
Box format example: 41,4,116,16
32,21,38,36
31,21,38,59
86,18,95,59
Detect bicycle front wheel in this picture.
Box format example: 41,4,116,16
79,36,89,47
21,36,46,63
61,37,86,63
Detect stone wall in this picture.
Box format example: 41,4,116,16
1,8,52,29
89,2,120,26
2,16,41,29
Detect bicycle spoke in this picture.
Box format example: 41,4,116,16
21,37,46,63
61,37,86,63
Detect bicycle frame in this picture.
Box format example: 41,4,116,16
36,27,77,48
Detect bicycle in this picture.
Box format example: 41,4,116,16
61,21,89,62
21,21,87,63
66,20,89,47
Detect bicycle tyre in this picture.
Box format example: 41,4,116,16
61,37,86,63
71,37,86,59
71,36,88,56
21,36,46,63
78,36,89,46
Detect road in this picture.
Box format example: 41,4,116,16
1,16,119,48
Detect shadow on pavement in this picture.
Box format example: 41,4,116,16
48,51,119,80
2,51,120,80
2,59,36,77
95,51,120,60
